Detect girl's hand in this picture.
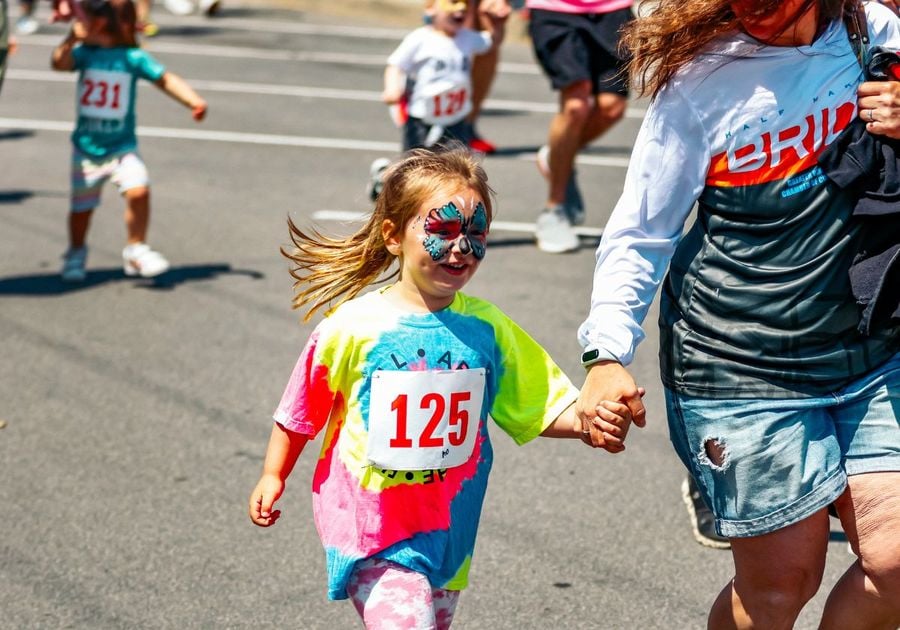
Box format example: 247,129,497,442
586,399,633,453
192,101,208,122
248,475,285,527
70,20,88,41
858,81,900,139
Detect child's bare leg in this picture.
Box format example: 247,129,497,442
69,209,94,249
123,186,150,244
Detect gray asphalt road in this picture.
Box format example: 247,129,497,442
0,5,854,628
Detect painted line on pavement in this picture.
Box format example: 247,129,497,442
5,69,647,119
0,117,630,167
0,117,399,151
18,35,541,75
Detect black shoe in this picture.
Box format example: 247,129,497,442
681,477,731,549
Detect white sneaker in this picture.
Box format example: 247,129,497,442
367,157,391,202
163,0,195,15
16,15,40,35
61,246,88,282
535,206,579,253
536,145,585,226
123,243,170,278
198,0,220,16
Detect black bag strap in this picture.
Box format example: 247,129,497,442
844,1,871,69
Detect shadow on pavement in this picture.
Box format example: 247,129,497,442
0,130,35,142
0,189,70,204
0,264,264,295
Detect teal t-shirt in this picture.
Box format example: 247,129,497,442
71,46,166,158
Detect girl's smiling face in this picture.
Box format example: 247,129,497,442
383,184,489,312
429,0,469,36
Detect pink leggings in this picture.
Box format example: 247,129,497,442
346,558,460,629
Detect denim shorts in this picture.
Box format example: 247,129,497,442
665,354,900,538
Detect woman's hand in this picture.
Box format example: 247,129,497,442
858,81,900,139
577,361,646,448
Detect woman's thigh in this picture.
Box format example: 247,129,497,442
834,471,900,575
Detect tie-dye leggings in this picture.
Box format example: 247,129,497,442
346,557,460,629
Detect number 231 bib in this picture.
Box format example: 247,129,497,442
367,369,486,471
77,69,131,120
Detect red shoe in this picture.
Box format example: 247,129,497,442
469,135,497,154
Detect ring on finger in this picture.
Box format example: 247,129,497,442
868,108,875,122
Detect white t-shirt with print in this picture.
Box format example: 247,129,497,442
387,26,491,126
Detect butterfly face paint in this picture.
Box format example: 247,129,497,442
423,199,488,262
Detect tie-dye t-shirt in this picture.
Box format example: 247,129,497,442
274,288,577,600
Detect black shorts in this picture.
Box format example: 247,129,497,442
528,7,632,96
403,117,474,152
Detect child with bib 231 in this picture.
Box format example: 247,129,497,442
51,0,207,282
248,147,640,629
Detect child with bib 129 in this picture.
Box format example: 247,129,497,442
248,146,641,629
51,0,207,282
367,0,503,201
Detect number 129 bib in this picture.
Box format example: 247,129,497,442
367,369,486,471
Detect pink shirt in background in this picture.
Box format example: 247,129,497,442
525,0,632,13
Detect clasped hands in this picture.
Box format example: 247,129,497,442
576,361,647,454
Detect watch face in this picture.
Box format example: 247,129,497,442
582,349,600,364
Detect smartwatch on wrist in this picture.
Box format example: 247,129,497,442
581,348,618,368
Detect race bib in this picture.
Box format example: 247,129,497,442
367,369,485,471
78,69,131,120
418,80,471,126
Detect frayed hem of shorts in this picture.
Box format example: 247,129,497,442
717,468,846,538
845,455,900,476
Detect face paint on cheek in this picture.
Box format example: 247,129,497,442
465,202,488,261
423,202,463,261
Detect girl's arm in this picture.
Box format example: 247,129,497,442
248,422,309,527
154,71,208,121
540,399,636,454
382,64,406,104
51,23,85,71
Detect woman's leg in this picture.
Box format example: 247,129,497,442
709,509,830,630
820,472,900,629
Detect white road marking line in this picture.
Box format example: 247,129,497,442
0,116,630,167
18,35,542,75
0,117,399,151
4,69,647,118
32,7,410,39
312,209,605,238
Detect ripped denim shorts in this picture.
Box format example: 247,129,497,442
665,354,900,538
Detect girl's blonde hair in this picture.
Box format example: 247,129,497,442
623,0,855,100
283,145,494,321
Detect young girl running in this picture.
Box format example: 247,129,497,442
248,147,637,629
51,0,207,282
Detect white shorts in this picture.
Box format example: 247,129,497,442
71,150,149,212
